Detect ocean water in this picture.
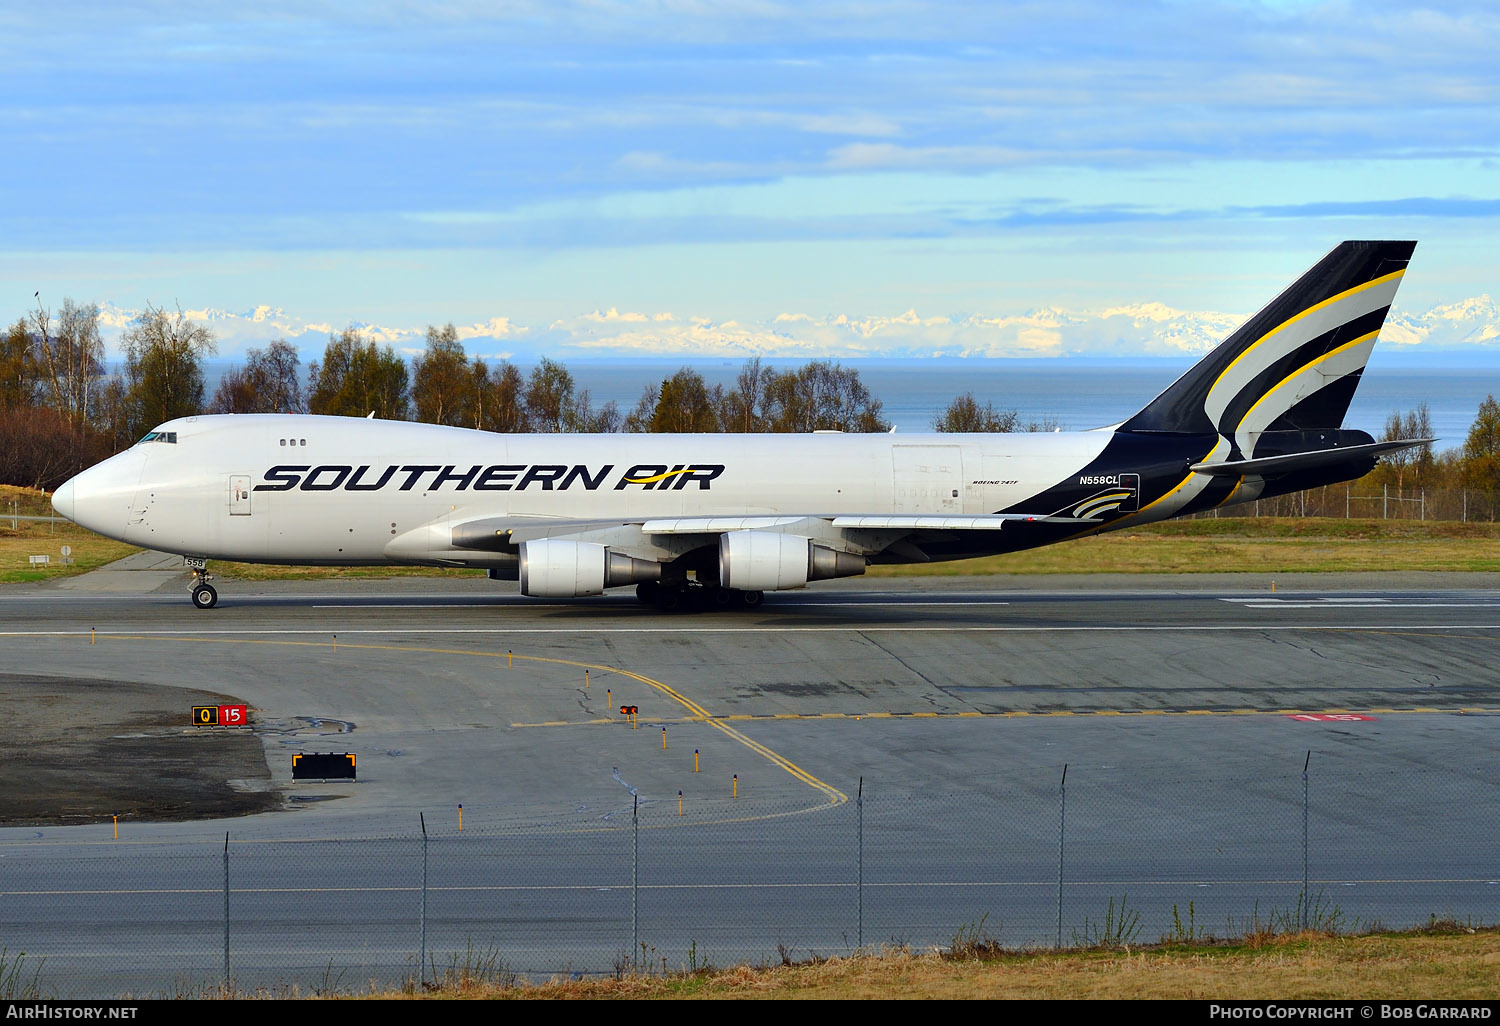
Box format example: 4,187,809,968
565,358,1500,450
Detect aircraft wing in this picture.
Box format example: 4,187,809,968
642,513,1087,534
420,510,1090,565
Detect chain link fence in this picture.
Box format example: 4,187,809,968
1196,484,1500,522
3,758,1498,997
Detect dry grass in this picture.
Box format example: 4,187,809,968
210,561,478,581
0,485,138,583
870,517,1500,576
342,925,1500,1000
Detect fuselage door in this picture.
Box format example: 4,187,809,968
229,474,252,516
892,445,963,513
1118,473,1140,513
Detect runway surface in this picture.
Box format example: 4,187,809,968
2,568,1498,993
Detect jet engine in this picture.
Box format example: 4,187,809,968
717,531,865,592
519,539,661,597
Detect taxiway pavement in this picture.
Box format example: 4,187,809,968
2,567,1498,991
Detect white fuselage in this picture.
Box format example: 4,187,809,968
58,414,1115,566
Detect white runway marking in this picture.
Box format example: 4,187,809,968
4,624,1500,637
1222,597,1390,604
1222,598,1500,609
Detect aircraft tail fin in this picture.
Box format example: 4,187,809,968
1120,241,1416,458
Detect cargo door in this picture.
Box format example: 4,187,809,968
892,446,963,514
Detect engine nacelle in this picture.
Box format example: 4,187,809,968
519,539,660,597
718,532,865,592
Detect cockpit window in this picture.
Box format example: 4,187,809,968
135,431,178,445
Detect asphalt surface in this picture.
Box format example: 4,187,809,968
2,562,1498,993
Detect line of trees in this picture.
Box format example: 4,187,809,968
1,299,217,491
1356,398,1500,519
1,307,930,488
292,327,903,436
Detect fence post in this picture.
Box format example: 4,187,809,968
1383,484,1388,519
420,813,428,987
1056,764,1067,949
632,793,639,968
1301,751,1310,931
1421,489,1426,522
856,777,864,953
222,832,230,992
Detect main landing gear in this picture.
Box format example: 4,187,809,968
635,580,763,612
186,557,218,609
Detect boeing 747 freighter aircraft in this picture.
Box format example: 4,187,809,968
53,241,1425,610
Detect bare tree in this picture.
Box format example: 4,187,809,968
524,358,576,433
933,393,1021,433
761,360,888,433
479,361,527,432
120,303,217,438
0,404,104,490
209,339,304,414
568,390,623,432
721,357,770,432
30,297,104,428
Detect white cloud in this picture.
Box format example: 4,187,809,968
583,307,662,324
455,317,521,341
88,295,1500,363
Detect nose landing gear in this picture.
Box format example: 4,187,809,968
185,557,218,609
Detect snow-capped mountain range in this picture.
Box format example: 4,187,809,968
90,296,1500,363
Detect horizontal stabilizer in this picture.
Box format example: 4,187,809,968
831,514,1095,530
1189,438,1432,478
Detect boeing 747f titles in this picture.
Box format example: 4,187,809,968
53,241,1426,610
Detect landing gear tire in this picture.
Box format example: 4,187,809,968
655,586,684,612
739,589,764,609
635,581,660,605
192,584,218,609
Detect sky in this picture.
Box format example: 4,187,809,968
4,1,1500,363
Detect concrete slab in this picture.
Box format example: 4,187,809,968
53,549,190,593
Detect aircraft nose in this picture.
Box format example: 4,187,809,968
53,458,137,539
52,476,76,522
